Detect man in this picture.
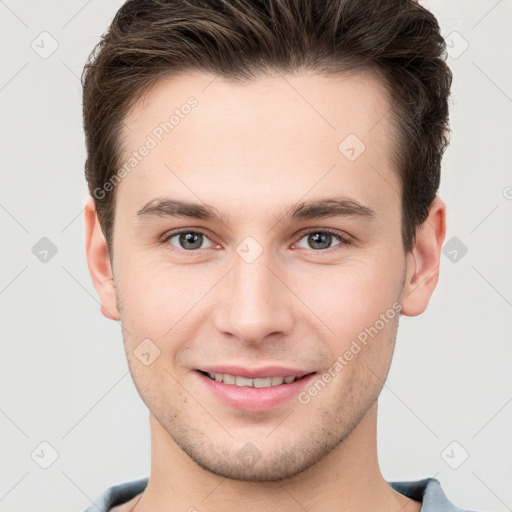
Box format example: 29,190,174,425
81,0,475,510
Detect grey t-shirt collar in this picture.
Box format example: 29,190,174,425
82,476,476,512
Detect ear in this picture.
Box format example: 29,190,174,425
400,197,447,317
84,195,120,321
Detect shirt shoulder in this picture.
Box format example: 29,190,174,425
81,477,149,512
389,477,481,512
83,476,480,512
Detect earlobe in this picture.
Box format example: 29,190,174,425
400,197,447,317
84,195,120,321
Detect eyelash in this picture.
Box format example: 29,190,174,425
160,227,352,253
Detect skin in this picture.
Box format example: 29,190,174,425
85,70,446,512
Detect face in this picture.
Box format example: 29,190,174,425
86,70,443,481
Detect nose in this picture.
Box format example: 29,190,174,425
213,251,294,345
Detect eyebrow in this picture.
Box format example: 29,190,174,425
136,196,376,225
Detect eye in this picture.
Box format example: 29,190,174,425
295,229,351,251
161,228,351,253
164,230,215,251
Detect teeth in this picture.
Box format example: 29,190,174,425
223,374,236,385
235,376,254,387
254,377,272,388
204,372,300,387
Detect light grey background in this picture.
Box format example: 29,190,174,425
1,1,511,511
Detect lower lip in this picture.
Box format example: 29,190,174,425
196,371,317,412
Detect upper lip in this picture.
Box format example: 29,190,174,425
197,365,315,379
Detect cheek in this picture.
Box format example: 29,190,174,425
118,277,167,327
112,218,178,326
292,256,403,373
298,256,402,327
114,255,211,354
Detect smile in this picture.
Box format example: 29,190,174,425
198,370,311,388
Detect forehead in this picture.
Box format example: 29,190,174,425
116,70,400,223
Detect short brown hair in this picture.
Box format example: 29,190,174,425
82,0,452,255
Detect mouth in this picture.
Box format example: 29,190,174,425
197,370,315,388
195,368,318,412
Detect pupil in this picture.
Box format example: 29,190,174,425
180,232,202,250
309,232,331,250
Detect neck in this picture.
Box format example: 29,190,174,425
132,402,420,512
